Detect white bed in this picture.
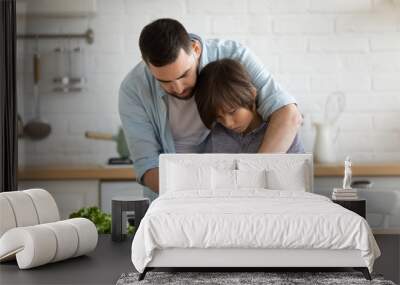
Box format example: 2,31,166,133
131,154,380,280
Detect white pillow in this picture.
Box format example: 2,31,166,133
237,169,268,189
211,168,268,191
167,162,212,191
212,168,237,190
237,158,308,191
266,165,306,191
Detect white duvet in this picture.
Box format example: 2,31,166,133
131,190,380,273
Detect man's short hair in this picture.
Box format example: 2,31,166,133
195,59,256,129
139,18,192,67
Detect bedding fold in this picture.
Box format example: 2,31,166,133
131,190,380,273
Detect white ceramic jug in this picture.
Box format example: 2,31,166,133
313,91,346,163
313,122,338,163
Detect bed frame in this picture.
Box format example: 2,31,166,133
139,248,371,280
138,154,372,281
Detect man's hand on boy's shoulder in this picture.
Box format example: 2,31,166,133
258,104,302,153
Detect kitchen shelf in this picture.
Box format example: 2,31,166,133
18,165,136,181
315,163,400,177
17,29,94,44
18,163,400,181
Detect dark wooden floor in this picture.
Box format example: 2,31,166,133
1,234,398,284
0,234,134,285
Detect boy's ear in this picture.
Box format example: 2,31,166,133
251,87,258,111
251,86,257,98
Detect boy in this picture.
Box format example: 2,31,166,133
195,59,304,153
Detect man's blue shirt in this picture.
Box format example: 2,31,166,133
119,34,297,183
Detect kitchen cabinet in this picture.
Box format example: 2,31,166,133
374,235,400,284
315,176,400,229
18,180,99,219
17,165,137,219
315,176,400,284
18,180,149,219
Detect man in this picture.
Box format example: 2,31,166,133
119,18,302,194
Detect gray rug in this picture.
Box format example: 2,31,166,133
116,271,396,285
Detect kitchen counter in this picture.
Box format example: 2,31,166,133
314,163,400,177
18,165,137,181
17,163,400,180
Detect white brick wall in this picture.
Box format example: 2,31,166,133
309,0,372,13
18,0,400,165
273,15,335,34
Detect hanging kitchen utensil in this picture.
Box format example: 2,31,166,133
85,127,131,164
70,46,86,86
53,44,85,93
54,47,69,85
24,42,52,140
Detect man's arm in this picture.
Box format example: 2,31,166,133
258,104,303,153
119,79,161,193
143,168,159,193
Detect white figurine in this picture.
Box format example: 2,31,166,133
343,156,352,189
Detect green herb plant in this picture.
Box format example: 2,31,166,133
69,206,134,234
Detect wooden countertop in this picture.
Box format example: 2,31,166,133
314,163,400,177
17,163,400,180
18,165,137,181
372,228,400,235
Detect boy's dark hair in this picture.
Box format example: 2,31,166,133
139,18,192,67
195,59,256,129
